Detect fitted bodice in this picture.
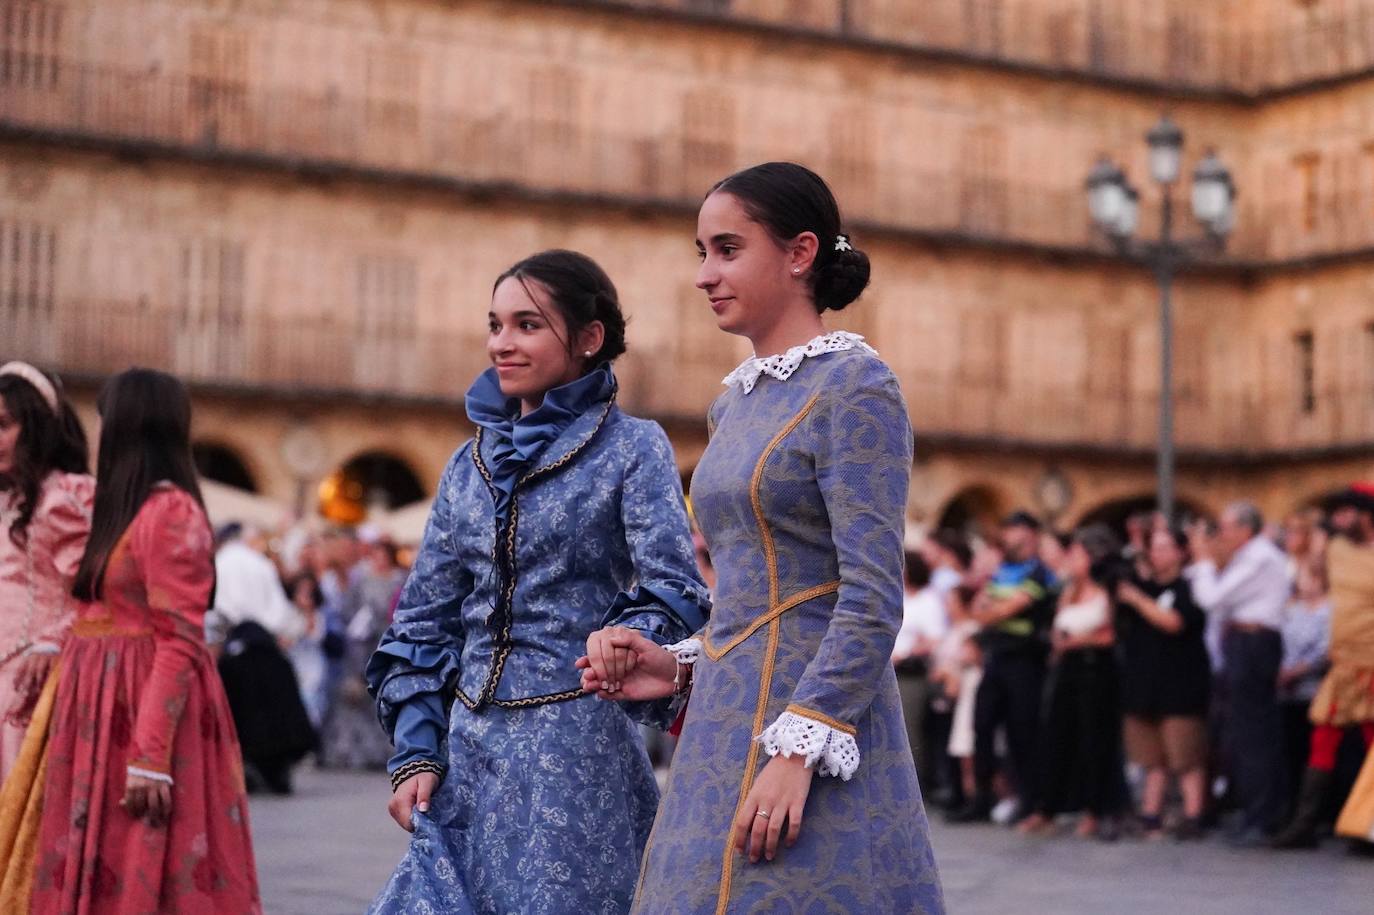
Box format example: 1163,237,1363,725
691,346,908,658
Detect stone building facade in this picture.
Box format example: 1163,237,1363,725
4,0,1374,531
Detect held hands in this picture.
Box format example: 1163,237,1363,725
576,627,678,701
389,771,440,832
734,753,812,864
121,772,172,828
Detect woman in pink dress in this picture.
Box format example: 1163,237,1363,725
0,361,92,782
28,368,261,914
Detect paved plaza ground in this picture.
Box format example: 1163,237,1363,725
251,768,1371,914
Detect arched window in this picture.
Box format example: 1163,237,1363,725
935,485,1009,540
318,450,425,525
192,441,257,492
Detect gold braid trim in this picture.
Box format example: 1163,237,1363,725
462,396,617,711
390,758,446,793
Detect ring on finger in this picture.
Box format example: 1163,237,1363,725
755,810,770,819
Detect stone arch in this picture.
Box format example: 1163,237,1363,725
934,483,1011,539
1070,492,1213,534
192,440,259,492
318,449,426,525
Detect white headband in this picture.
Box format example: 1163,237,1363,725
0,362,59,413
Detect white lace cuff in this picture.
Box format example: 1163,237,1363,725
126,765,174,786
756,709,860,780
663,637,702,666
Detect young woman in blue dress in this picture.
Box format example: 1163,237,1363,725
366,250,709,915
580,163,945,913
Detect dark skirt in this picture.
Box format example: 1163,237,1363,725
1037,647,1126,817
217,621,317,767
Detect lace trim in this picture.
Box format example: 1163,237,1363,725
663,637,702,666
756,711,861,780
722,331,877,394
126,765,174,786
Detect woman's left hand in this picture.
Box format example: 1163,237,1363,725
734,753,812,863
13,650,54,698
122,772,173,828
6,651,55,720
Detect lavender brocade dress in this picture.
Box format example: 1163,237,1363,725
634,334,945,913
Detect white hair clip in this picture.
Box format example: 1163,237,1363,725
834,235,852,252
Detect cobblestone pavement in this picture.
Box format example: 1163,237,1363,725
251,768,1371,914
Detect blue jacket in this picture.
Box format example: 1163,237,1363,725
366,366,710,773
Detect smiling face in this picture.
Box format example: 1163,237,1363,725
487,276,593,409
695,191,812,342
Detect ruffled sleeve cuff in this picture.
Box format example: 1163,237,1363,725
664,637,701,666
602,580,710,646
756,706,860,781
365,635,462,737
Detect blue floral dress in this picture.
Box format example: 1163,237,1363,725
366,365,710,915
635,333,945,913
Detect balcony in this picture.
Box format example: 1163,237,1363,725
8,299,1370,456
5,59,1369,265
560,0,1374,96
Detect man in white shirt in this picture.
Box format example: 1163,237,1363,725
1188,501,1291,845
213,524,306,644
895,551,953,792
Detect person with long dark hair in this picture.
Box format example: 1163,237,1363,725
1018,524,1128,840
365,250,709,913
0,362,91,782
15,368,260,913
1116,526,1212,840
580,163,944,912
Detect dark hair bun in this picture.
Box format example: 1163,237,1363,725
813,245,870,312
711,163,870,315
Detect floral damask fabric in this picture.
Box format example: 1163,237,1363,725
0,470,93,779
635,346,945,914
366,383,709,915
30,485,261,914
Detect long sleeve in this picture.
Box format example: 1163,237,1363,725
366,447,474,773
601,421,710,644
763,361,912,779
30,472,94,649
599,422,711,730
1188,556,1255,614
127,489,216,779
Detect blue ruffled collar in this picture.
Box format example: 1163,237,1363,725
464,364,616,514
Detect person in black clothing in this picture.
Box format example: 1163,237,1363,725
218,620,318,794
1020,524,1129,839
1115,526,1212,839
950,510,1058,823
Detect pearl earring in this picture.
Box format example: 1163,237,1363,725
793,268,801,274
584,350,593,357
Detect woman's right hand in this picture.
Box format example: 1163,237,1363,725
388,771,440,832
577,628,679,701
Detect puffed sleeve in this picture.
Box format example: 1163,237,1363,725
600,421,710,644
126,488,216,781
29,472,94,650
366,446,474,780
758,358,912,780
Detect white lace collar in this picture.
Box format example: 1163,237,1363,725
721,331,877,394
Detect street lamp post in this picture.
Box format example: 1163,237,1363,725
1085,116,1237,524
